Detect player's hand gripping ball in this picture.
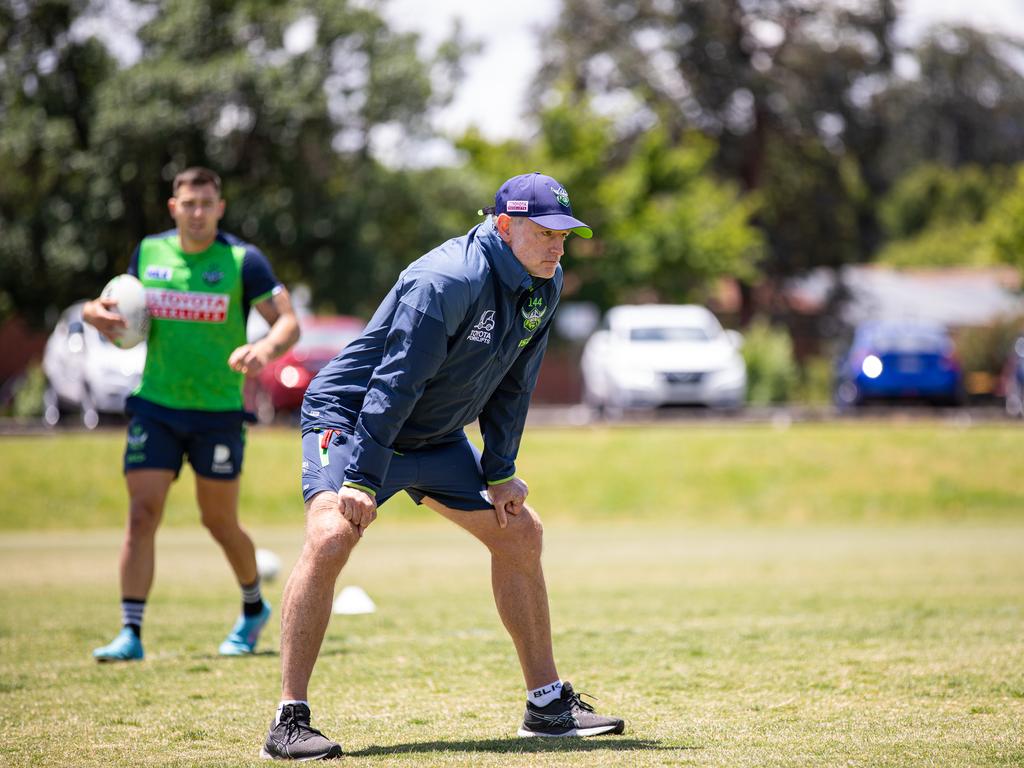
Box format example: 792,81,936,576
100,274,150,349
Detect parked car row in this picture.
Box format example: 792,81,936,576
38,298,1024,425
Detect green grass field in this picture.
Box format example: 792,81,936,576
1,424,1022,766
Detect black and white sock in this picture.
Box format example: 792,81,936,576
528,680,563,707
242,578,264,617
122,598,146,638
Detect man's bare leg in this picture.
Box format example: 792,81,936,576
93,469,173,661
195,475,257,585
120,469,175,599
279,491,361,701
421,497,558,689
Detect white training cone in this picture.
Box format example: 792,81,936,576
332,585,376,615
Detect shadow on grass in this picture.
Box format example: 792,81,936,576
348,737,682,757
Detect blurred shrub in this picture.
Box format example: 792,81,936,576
742,319,798,404
877,163,1014,268
793,356,834,405
955,315,1024,377
10,365,45,419
876,221,996,267
987,167,1024,272
880,163,1012,238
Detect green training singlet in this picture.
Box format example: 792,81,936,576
132,232,274,412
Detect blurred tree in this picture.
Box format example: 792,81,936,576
458,100,762,309
533,2,1024,289
875,163,1016,267
534,0,898,291
0,0,117,325
0,0,477,325
875,26,1024,178
986,166,1024,273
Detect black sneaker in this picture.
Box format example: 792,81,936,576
517,682,625,737
260,703,343,761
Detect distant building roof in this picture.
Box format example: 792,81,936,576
785,265,1024,328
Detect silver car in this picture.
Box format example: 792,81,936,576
581,304,746,412
42,301,146,428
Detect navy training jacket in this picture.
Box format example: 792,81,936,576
301,220,561,496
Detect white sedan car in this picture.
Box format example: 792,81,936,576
42,301,146,428
581,304,746,411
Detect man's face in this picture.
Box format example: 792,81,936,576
168,182,225,250
498,215,570,279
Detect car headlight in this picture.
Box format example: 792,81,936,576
612,367,657,388
708,358,746,386
279,365,303,389
861,355,883,379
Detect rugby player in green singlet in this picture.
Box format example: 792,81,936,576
83,167,300,662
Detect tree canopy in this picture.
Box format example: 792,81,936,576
2,0,1023,332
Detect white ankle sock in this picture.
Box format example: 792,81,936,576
276,700,309,724
528,680,563,707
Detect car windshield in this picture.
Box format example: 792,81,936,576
629,326,712,342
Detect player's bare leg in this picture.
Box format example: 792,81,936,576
423,497,624,738
196,475,257,584
280,491,361,701
94,469,173,662
422,497,557,688
261,491,351,760
196,475,272,655
121,469,174,597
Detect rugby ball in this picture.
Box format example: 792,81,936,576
100,274,150,349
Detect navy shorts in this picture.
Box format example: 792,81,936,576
300,428,492,511
123,402,246,480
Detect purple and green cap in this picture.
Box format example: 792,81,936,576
487,172,593,239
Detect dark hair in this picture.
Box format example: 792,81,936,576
173,166,222,195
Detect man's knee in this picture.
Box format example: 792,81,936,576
304,494,360,566
199,510,239,542
496,505,544,561
126,498,163,537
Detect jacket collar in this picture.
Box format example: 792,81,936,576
474,221,534,293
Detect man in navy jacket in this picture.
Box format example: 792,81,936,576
261,173,624,760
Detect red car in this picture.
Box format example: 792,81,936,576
248,315,365,422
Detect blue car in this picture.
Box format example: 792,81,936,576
835,321,965,407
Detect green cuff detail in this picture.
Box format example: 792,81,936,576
486,475,516,487
342,481,377,497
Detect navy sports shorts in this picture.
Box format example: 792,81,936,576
123,398,246,480
300,428,492,511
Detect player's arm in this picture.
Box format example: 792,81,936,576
228,287,300,375
478,319,554,527
228,245,301,375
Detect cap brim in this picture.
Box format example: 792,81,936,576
528,214,593,239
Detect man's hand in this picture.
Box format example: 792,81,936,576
82,298,127,343
337,485,378,536
487,477,528,529
228,340,272,375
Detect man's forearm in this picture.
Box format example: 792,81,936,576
258,315,300,359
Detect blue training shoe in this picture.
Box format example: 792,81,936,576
218,600,271,656
93,627,144,662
